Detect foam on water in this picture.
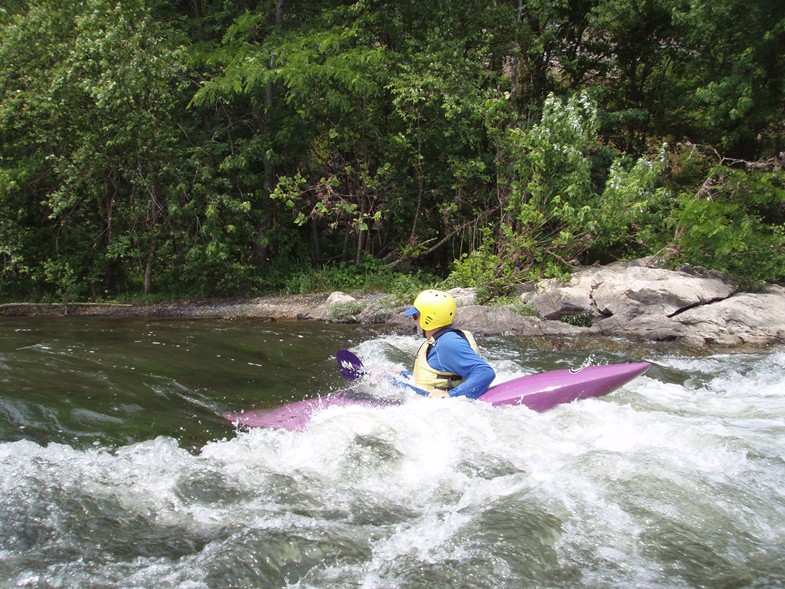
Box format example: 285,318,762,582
1,331,785,587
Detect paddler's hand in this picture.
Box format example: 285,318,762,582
428,389,450,399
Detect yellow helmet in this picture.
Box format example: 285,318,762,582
404,289,456,330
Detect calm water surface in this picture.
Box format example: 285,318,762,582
1,317,784,588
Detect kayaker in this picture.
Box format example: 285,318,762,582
403,289,496,399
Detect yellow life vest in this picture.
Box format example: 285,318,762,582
412,329,479,393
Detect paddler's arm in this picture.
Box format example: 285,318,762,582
429,332,495,399
447,361,495,398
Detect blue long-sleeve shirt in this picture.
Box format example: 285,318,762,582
426,330,496,398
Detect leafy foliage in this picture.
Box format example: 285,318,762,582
672,166,785,286
447,93,674,298
1,0,784,302
284,255,435,299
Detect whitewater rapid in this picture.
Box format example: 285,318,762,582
1,322,784,588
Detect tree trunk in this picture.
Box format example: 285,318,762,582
355,189,366,265
254,0,285,269
101,180,119,294
144,238,156,295
144,182,160,295
311,218,321,262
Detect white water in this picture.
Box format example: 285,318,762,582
1,329,784,588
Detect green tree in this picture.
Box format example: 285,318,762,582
2,0,784,302
672,0,785,157
0,0,257,299
671,155,785,285
587,0,681,151
452,92,672,296
498,92,600,277
0,2,80,298
52,0,191,295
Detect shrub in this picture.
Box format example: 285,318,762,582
326,300,366,320
560,313,592,327
671,166,785,286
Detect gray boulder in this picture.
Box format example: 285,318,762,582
311,263,785,348
673,285,785,346
523,264,734,321
305,291,359,321
520,262,785,347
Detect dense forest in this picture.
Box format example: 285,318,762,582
1,0,784,302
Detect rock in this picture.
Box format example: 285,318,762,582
591,265,734,319
519,261,785,348
523,264,735,321
3,264,784,349
358,302,397,324
380,270,785,348
591,314,686,343
304,291,359,321
453,305,542,336
447,287,478,306
674,285,785,346
521,272,595,320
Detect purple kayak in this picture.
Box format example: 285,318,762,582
478,362,650,411
225,361,650,432
225,389,396,431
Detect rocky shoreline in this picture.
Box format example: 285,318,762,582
2,260,784,350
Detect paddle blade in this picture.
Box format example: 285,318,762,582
336,349,364,381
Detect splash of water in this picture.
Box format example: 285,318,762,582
1,321,784,588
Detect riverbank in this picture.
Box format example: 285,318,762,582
2,260,784,349
0,296,326,321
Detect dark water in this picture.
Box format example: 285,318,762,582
1,317,784,588
0,318,371,449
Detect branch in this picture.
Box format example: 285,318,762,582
384,206,500,269
720,152,785,172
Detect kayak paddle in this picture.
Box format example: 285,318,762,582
336,349,431,396
336,349,364,381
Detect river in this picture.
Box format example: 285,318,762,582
1,317,784,588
